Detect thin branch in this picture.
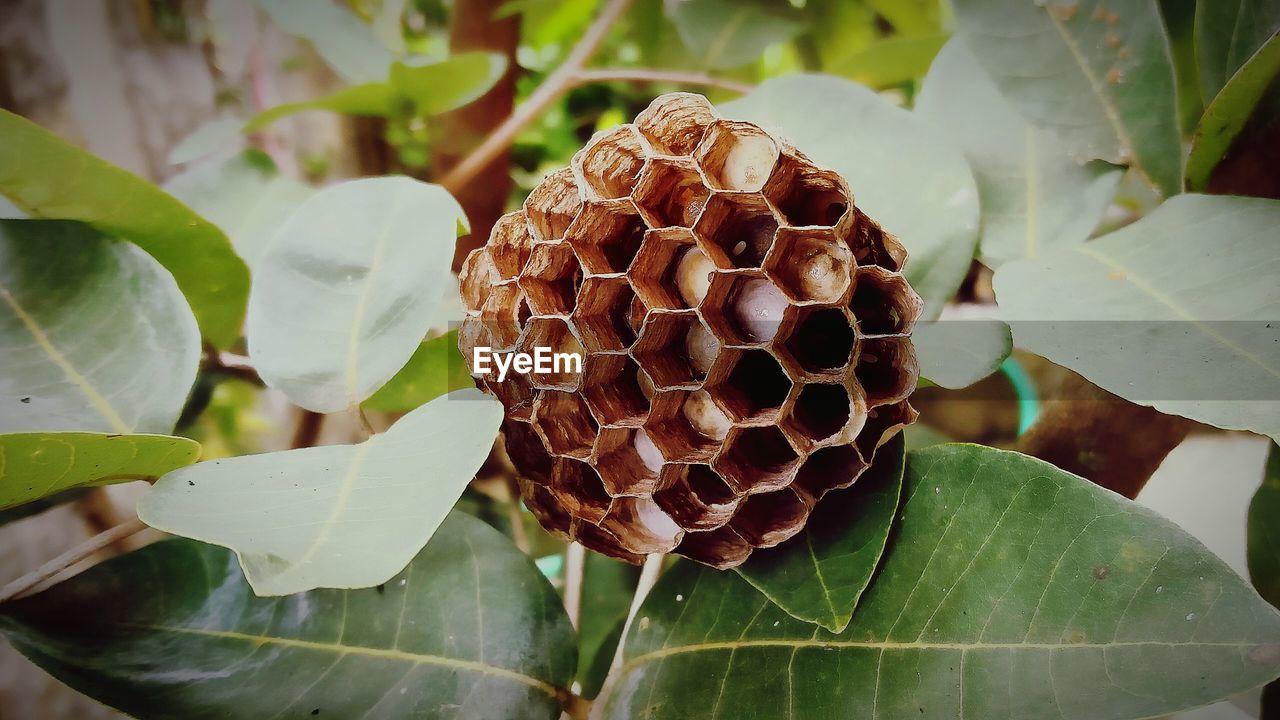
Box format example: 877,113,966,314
563,542,586,629
291,409,325,449
0,518,148,604
204,348,263,385
440,0,634,192
608,553,663,673
353,406,376,439
572,68,754,94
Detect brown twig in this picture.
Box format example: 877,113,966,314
291,409,325,449
0,518,148,604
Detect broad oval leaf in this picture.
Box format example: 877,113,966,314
244,83,399,133
605,444,1280,719
912,318,1013,390
0,432,199,511
0,110,250,348
137,389,503,595
246,176,464,413
721,75,980,319
671,0,807,69
736,434,904,633
916,39,1123,267
1250,442,1280,609
255,0,393,84
1186,33,1280,191
994,194,1280,440
363,330,474,412
1194,0,1280,103
952,0,1182,196
0,512,577,720
1,221,200,434
390,52,509,116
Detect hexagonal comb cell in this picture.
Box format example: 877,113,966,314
634,92,718,156
573,276,640,351
644,390,723,463
843,208,907,271
518,477,571,540
581,354,648,427
850,266,922,336
549,457,611,524
694,193,780,269
565,200,647,275
714,425,801,494
574,124,648,200
488,212,536,279
460,249,499,313
632,157,710,228
855,399,917,460
458,314,492,376
574,521,644,564
518,317,586,391
781,382,864,452
654,463,740,531
729,487,811,547
706,349,791,423
695,120,780,193
592,426,663,496
519,242,582,315
504,420,553,484
701,273,789,346
675,526,752,570
630,228,707,310
765,228,853,304
490,372,536,421
782,306,857,376
855,335,919,407
632,310,717,389
599,497,683,554
532,390,598,458
524,168,583,241
763,151,851,228
480,282,527,350
793,444,870,500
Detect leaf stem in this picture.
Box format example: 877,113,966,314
563,542,586,629
291,409,325,449
607,554,663,673
0,517,148,604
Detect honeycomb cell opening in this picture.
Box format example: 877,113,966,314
784,307,856,375
518,477,572,539
644,390,722,462
593,427,662,496
488,212,536,279
682,389,731,441
518,317,586,390
573,276,640,351
654,463,740,531
788,383,853,443
675,525,752,569
634,92,717,156
565,201,647,275
630,228,700,310
600,497,683,554
633,158,711,228
460,249,499,312
581,354,649,427
765,156,851,228
731,488,809,547
574,519,644,564
633,310,715,389
575,125,647,200
550,457,612,524
709,349,791,422
696,120,780,193
855,400,917,460
844,209,907,272
490,370,536,421
855,336,919,407
700,273,789,347
716,426,801,493
694,194,779,269
504,420,553,484
793,444,869,499
519,242,583,316
765,228,853,305
524,168,583,241
532,390,598,458
849,266,922,336
480,282,526,350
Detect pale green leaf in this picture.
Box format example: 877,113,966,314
917,39,1123,267
137,389,503,595
866,0,942,34
605,445,1280,719
0,110,249,347
166,117,244,165
1249,442,1280,609
255,0,393,83
244,83,398,132
163,151,314,270
1,221,200,434
832,33,948,89
736,434,904,633
672,0,808,69
912,318,1013,390
390,52,508,115
0,513,576,719
0,432,199,511
1186,34,1280,191
994,194,1280,440
722,75,980,319
1194,0,1280,103
246,176,464,413
952,0,1183,196
362,330,473,412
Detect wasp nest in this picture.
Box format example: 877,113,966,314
459,93,921,569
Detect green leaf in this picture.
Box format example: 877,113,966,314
163,151,314,270
0,432,199,511
244,83,399,132
0,110,250,347
672,0,808,69
166,117,244,164
721,75,980,319
1,221,200,434
577,553,642,698
1194,0,1280,103
255,0,393,84
137,389,502,595
952,0,1183,196
1186,33,1280,191
389,52,509,115
1250,442,1280,609
994,194,1280,440
832,33,948,89
866,0,942,34
605,444,1280,719
363,330,474,412
916,39,1124,267
735,434,904,633
0,513,577,719
913,319,1013,390
246,176,464,413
